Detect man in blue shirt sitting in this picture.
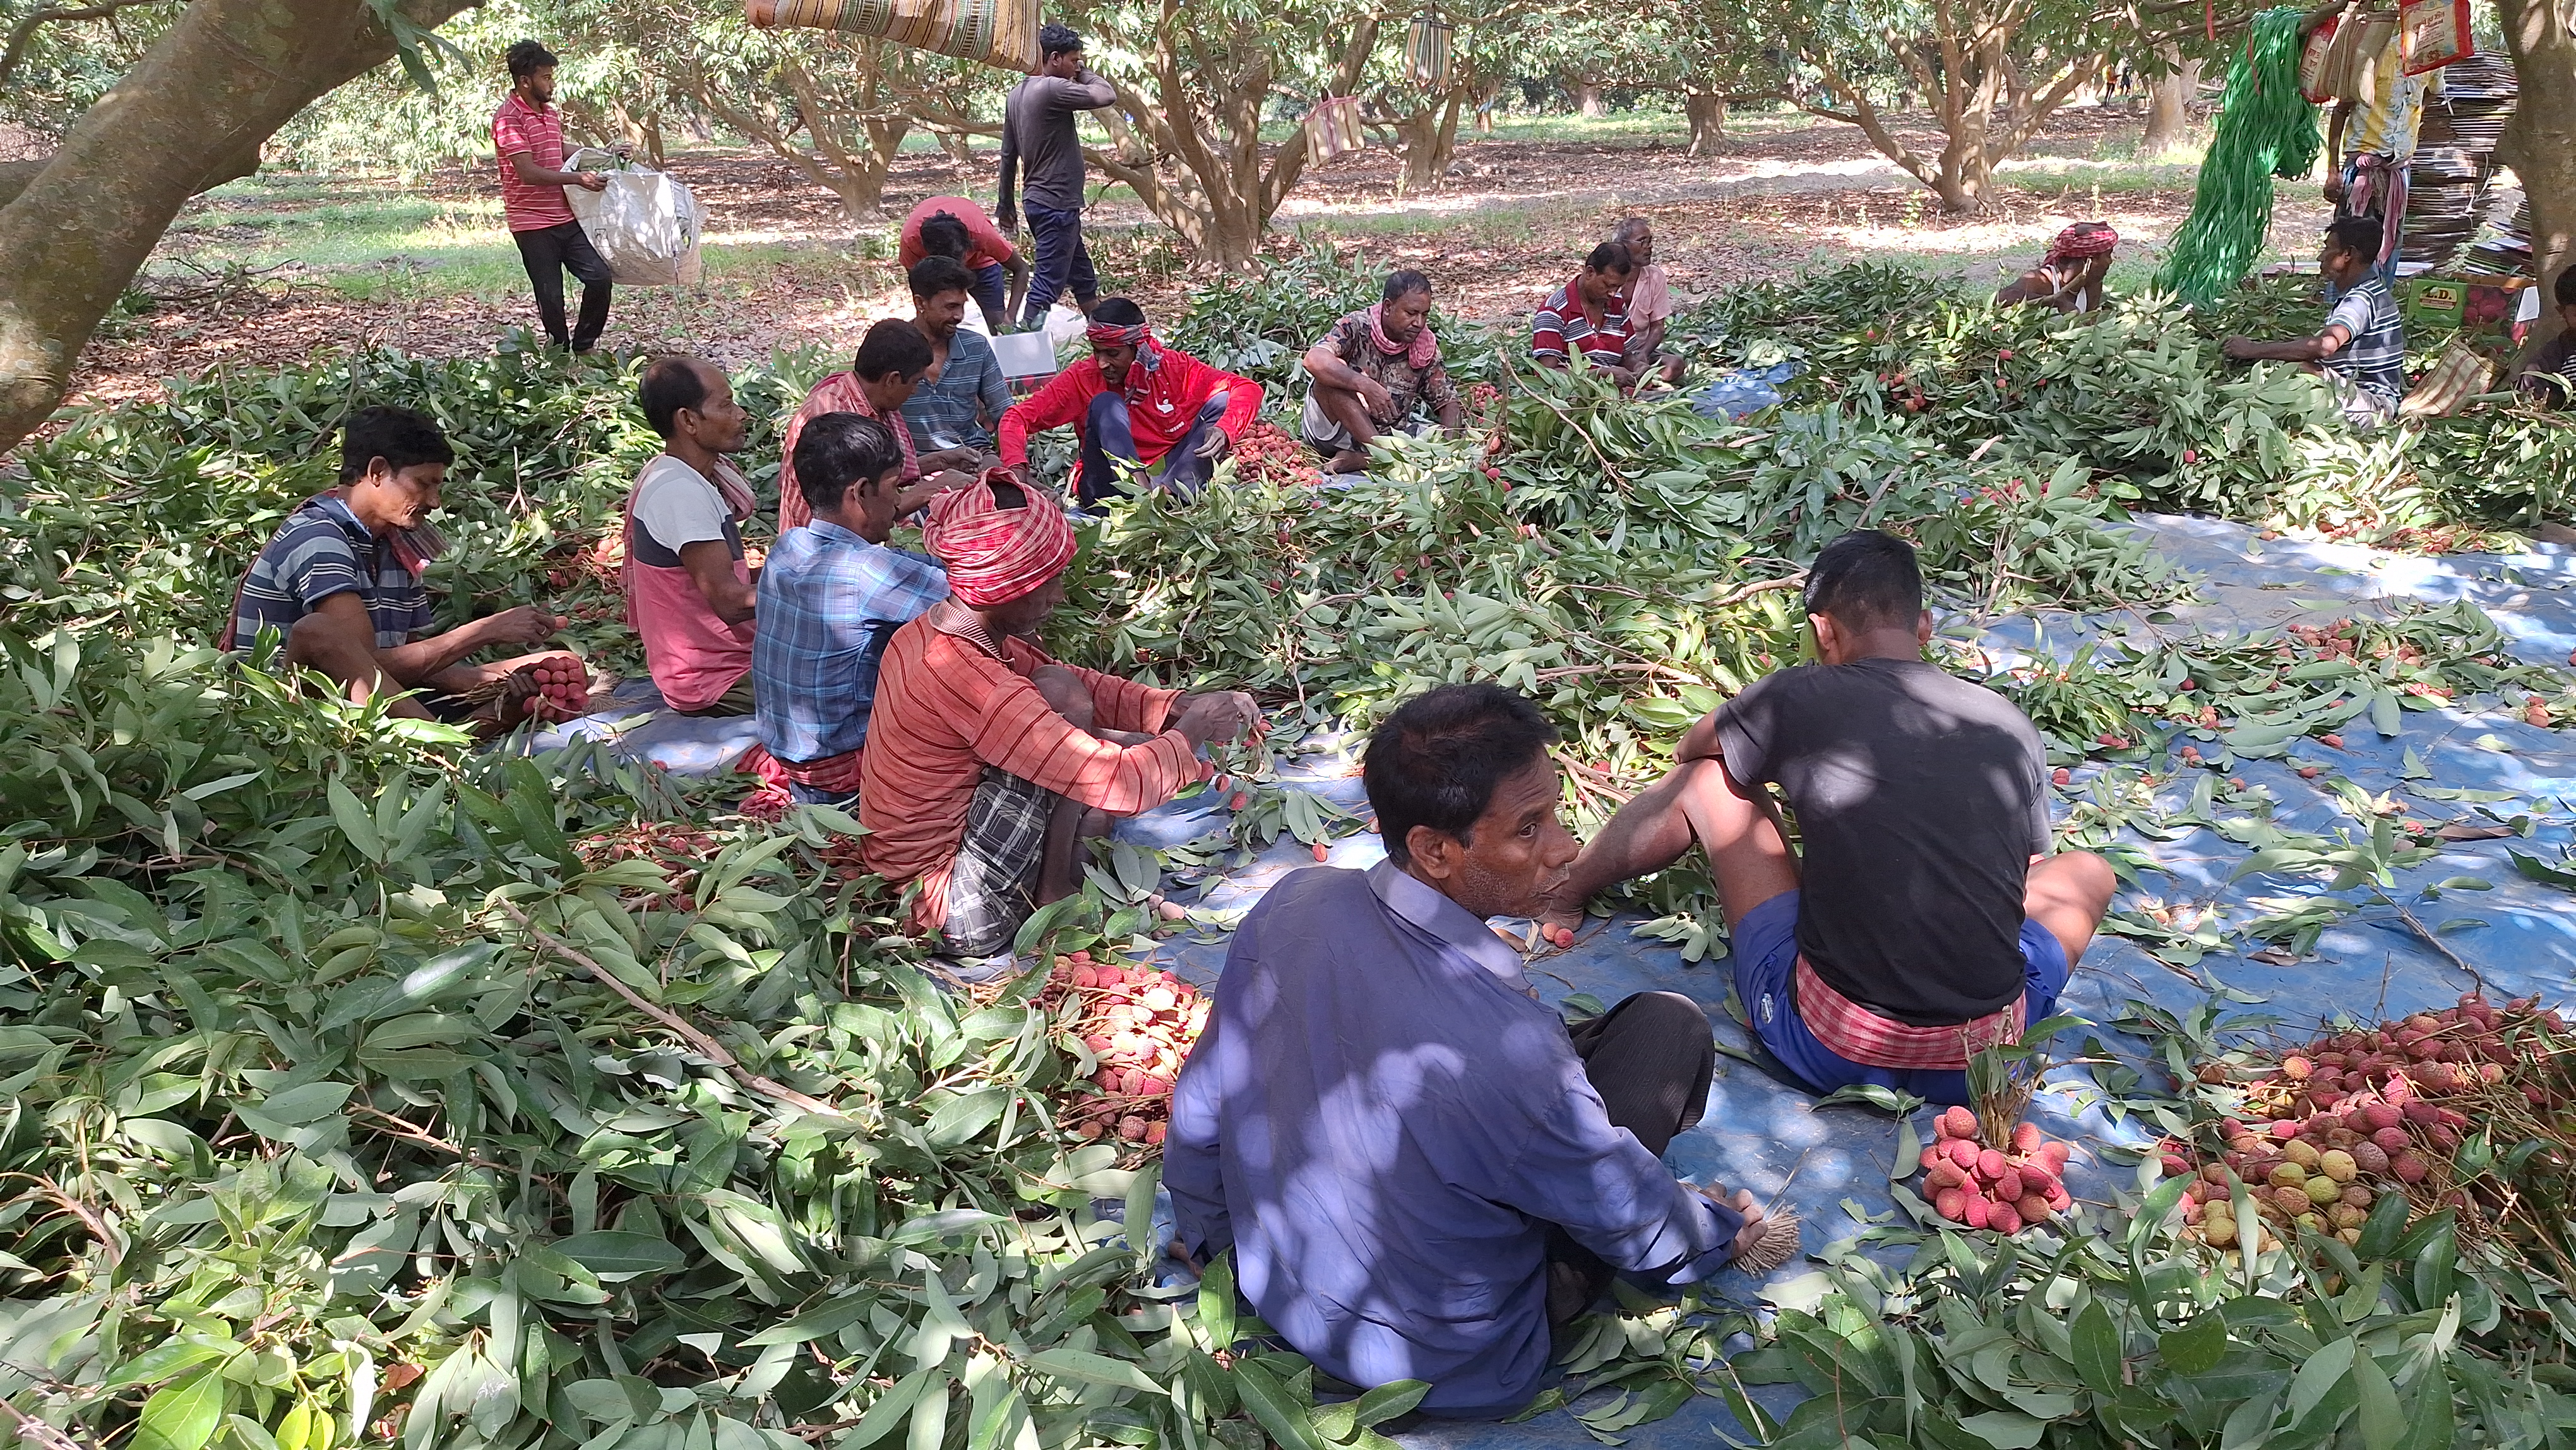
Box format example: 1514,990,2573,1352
1166,683,1787,1418
751,413,950,805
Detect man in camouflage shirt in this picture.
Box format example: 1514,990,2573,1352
1299,269,1464,474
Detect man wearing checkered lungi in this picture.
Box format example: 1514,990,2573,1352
858,473,1263,968
1537,530,2116,1106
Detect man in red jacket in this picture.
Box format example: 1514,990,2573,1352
998,298,1262,508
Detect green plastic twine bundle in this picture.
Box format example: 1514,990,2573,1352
2154,6,2322,305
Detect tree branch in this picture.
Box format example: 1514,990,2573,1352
0,0,167,90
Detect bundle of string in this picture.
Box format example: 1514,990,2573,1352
2153,6,2323,306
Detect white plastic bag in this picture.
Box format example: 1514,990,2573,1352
563,149,707,287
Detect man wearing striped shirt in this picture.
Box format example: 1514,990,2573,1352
492,41,614,352
859,476,1260,968
2222,218,2409,426
1532,241,1683,391
230,405,563,727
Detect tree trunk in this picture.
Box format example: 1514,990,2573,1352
2141,47,2198,155
1574,80,1605,116
1684,90,1727,155
1087,6,1378,270
936,128,975,169
2498,0,2576,352
1391,85,1469,191
0,0,467,453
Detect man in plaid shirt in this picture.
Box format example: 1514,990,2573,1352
751,414,950,805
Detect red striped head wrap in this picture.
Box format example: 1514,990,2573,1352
2046,222,2120,263
922,470,1078,607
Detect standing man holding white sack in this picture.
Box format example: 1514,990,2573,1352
492,40,618,353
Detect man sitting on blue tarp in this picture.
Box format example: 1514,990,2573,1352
1539,530,2114,1106
1165,683,1792,1418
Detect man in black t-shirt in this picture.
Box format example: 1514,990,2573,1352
1541,530,2113,1105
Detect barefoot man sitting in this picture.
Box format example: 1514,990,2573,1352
1542,530,2113,1105
1167,683,1792,1420
857,474,1261,966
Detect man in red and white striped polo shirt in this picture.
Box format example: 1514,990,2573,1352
493,40,615,352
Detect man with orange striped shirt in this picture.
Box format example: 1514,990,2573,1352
859,474,1260,966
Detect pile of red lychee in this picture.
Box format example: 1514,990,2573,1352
2159,994,2564,1253
1920,1106,2073,1235
1038,952,1210,1149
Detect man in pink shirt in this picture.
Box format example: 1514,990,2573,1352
493,41,615,352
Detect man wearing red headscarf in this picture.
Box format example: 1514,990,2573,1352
859,472,1262,968
1995,222,2119,313
998,297,1262,508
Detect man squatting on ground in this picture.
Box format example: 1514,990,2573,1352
1299,269,1464,475
857,476,1262,960
1538,530,2114,1105
1167,683,1798,1419
899,195,1032,336
1531,241,1685,392
230,405,563,730
1608,215,1686,378
492,41,614,352
1000,299,1261,508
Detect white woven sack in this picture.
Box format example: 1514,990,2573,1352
564,149,707,287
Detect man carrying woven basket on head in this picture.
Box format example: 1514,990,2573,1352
1995,222,2118,313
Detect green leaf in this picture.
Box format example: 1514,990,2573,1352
2356,1187,2411,1260
327,777,383,862
2285,1334,2356,1425
923,1087,1010,1149
1196,1253,1239,1351
253,1081,354,1127
740,1295,876,1348
2069,1300,2122,1396
107,1339,239,1391
2397,1366,2455,1450
1230,1359,1332,1450
889,1209,1004,1245
551,1231,688,1279
133,1371,228,1450
1350,1381,1430,1428
2351,1348,2401,1450
1957,1410,2049,1448
2157,1310,2229,1375
1022,1348,1165,1398
842,1367,938,1449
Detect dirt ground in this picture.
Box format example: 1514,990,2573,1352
69,105,2327,409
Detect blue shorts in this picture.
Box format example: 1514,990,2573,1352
1731,890,2068,1107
